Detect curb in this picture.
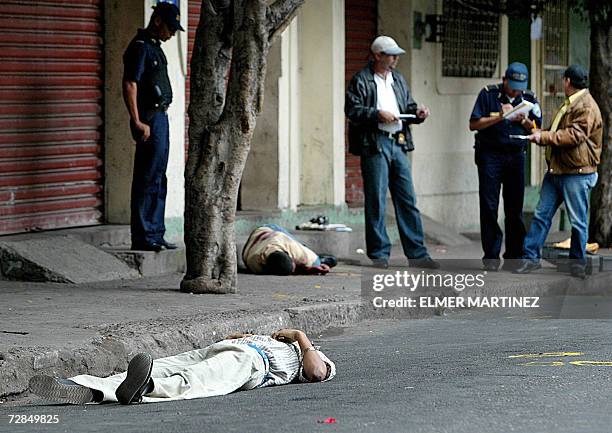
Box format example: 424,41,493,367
0,301,364,398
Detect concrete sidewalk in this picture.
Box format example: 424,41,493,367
2,240,611,401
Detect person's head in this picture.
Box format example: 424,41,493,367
148,2,184,42
370,36,405,73
264,251,295,275
563,64,589,96
502,62,529,99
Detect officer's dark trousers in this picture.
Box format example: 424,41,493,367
476,150,526,262
130,111,169,247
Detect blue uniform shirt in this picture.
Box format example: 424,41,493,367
470,83,542,150
123,29,173,112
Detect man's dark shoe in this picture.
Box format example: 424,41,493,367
131,242,163,252
570,265,587,280
501,260,522,272
319,254,338,268
409,257,441,269
513,260,542,274
371,258,389,269
159,239,178,250
482,260,500,272
116,353,153,405
29,376,95,405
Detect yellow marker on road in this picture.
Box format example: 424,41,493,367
569,361,612,367
522,361,565,366
509,352,583,359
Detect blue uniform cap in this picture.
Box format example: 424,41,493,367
153,2,185,32
504,62,528,90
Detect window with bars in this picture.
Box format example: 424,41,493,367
442,0,500,78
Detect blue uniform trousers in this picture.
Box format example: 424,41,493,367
130,110,169,246
476,149,526,261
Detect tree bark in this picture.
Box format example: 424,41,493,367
182,0,304,294
588,18,612,247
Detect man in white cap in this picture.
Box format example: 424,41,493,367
345,35,439,270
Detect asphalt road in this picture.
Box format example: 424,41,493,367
3,310,612,433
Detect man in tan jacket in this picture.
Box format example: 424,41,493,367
515,64,603,278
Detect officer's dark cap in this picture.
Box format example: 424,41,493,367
152,2,185,32
504,62,528,90
563,64,589,89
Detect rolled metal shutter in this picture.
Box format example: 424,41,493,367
345,0,377,206
0,0,104,234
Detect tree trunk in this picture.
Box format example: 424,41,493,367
588,18,612,247
182,0,304,294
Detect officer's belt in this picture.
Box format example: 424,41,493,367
478,143,525,154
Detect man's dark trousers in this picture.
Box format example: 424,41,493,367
476,149,526,261
130,110,170,246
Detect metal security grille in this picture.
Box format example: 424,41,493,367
541,0,569,126
442,0,500,77
0,0,104,234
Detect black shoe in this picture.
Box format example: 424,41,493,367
116,353,153,405
371,258,389,269
570,265,587,280
319,254,337,268
29,376,95,405
501,260,521,272
513,260,542,274
131,242,163,252
409,257,441,269
159,239,178,250
482,260,500,272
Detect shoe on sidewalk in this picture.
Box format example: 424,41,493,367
131,242,164,252
570,265,587,280
409,257,440,270
513,260,542,274
29,376,95,405
159,239,178,250
482,259,500,272
319,254,338,268
116,353,154,405
371,258,389,269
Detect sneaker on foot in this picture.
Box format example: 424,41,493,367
29,376,95,405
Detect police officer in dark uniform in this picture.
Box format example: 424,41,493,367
469,62,542,271
123,2,184,251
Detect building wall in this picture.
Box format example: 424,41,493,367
104,0,186,224
378,0,508,232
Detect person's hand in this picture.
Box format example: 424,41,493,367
271,329,303,343
527,129,542,144
224,332,253,340
298,264,330,275
378,110,398,124
512,112,526,123
416,106,430,119
134,121,151,142
501,104,514,116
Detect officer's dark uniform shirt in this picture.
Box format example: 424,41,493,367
123,29,173,113
470,84,542,151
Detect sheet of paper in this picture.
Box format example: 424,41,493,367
399,114,416,119
503,100,534,120
509,134,531,140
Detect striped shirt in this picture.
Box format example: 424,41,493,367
227,335,336,388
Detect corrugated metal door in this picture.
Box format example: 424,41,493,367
345,0,377,206
0,0,104,234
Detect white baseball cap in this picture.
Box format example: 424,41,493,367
371,36,406,55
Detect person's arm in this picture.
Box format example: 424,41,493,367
223,332,253,340
469,103,514,131
539,108,592,147
345,75,379,125
122,80,151,142
271,329,328,382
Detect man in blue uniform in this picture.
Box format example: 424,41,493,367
469,62,542,271
123,3,184,251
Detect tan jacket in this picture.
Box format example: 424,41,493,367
541,90,603,174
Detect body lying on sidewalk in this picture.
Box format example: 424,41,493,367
242,224,337,275
29,328,335,405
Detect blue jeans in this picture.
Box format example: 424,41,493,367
130,111,170,246
360,134,428,260
524,172,598,265
476,150,526,260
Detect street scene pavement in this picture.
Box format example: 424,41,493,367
3,313,612,433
